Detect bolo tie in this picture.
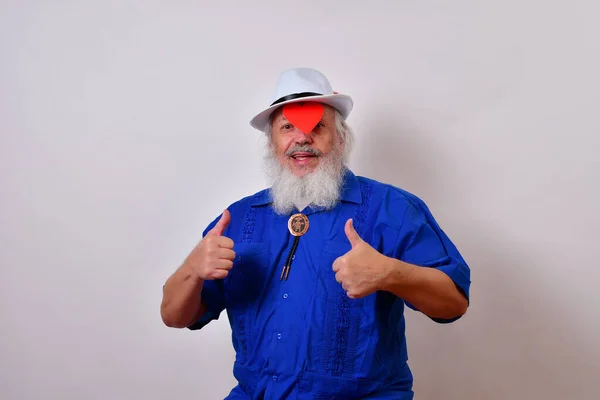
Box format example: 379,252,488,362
280,213,309,280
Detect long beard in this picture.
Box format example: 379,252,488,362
263,143,346,215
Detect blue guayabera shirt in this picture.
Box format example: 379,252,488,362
190,169,471,399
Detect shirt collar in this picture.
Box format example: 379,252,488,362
250,168,362,207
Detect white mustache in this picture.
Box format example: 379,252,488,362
285,145,322,157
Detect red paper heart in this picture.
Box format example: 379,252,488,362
282,102,324,134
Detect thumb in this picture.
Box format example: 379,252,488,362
344,218,362,247
207,209,231,237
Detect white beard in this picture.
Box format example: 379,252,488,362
263,143,346,215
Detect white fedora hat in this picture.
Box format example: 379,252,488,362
249,67,354,133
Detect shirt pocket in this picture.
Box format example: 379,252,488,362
225,242,269,309
316,240,365,307
297,370,390,400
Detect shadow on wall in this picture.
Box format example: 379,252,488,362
409,231,600,400
352,106,600,399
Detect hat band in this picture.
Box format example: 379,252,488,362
270,92,322,106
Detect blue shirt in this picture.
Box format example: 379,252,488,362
189,169,471,399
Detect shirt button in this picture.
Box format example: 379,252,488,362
272,375,278,382
282,293,288,299
277,333,282,339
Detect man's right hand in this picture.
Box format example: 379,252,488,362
185,209,235,280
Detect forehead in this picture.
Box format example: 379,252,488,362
271,102,335,123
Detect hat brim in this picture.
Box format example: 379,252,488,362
249,94,353,133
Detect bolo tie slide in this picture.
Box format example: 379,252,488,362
280,213,309,280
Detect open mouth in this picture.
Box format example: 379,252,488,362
290,152,316,161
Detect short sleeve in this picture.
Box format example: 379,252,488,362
187,279,226,330
187,213,228,331
395,199,471,323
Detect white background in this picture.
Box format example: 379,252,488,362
1,1,599,399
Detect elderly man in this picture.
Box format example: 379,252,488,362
161,68,471,399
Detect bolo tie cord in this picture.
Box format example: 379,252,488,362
281,213,309,281
280,235,300,281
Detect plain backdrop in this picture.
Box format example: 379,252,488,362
1,1,599,399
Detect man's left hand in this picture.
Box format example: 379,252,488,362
332,219,393,299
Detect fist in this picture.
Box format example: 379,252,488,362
332,219,390,299
186,209,235,280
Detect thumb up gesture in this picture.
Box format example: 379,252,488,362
332,219,391,299
187,210,236,280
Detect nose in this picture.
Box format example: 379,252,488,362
291,127,313,144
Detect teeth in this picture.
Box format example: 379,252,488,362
291,154,315,160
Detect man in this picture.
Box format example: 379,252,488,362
161,68,471,399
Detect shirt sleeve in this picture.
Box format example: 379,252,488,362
187,213,228,331
394,197,471,324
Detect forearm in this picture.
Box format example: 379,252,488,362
382,257,468,319
160,263,206,328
